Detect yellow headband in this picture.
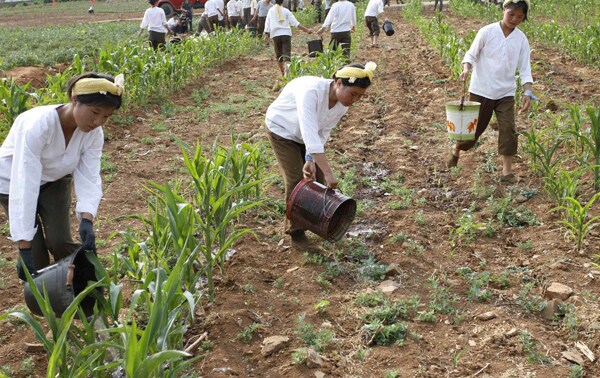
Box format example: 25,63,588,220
503,0,530,9
335,62,377,83
72,74,125,97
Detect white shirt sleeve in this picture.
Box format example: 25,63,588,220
264,8,271,32
73,130,104,219
296,88,325,154
8,122,47,241
463,27,484,66
518,37,533,85
161,9,168,26
140,9,150,29
322,6,334,30
288,11,300,28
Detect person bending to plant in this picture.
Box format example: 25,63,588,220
264,0,312,78
265,62,376,252
0,72,124,281
448,0,534,183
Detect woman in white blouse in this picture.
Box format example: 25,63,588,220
449,0,533,183
265,62,376,252
316,0,357,59
0,72,124,280
263,0,312,76
139,0,172,50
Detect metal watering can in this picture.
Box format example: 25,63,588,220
23,248,102,318
286,178,356,242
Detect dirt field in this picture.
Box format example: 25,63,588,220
1,3,599,377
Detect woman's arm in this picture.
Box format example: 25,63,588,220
73,130,104,223
305,153,337,189
9,119,46,243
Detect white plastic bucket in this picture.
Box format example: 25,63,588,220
445,100,480,141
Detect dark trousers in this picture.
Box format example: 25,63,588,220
330,31,352,59
148,30,167,50
242,8,252,25
257,16,267,36
314,0,322,23
198,16,211,33
456,93,517,156
267,131,324,234
365,16,380,36
1,176,79,270
208,15,219,31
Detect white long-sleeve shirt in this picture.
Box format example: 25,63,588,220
364,0,384,18
264,5,300,38
214,0,225,20
140,6,168,33
463,22,533,100
227,0,242,17
265,77,348,154
322,0,356,33
0,105,104,242
205,0,219,17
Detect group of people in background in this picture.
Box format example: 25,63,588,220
139,0,389,83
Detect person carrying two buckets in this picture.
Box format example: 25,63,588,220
265,62,376,252
0,73,124,281
447,0,534,184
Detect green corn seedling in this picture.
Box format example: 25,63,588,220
553,193,600,253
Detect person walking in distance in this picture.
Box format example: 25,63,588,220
316,0,356,59
252,0,275,37
139,0,173,50
364,0,387,47
264,0,312,76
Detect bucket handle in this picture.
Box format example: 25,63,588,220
459,80,466,111
66,264,76,289
321,186,344,218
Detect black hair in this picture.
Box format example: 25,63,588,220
504,1,528,21
67,72,123,110
275,0,284,4
148,0,158,6
332,63,372,88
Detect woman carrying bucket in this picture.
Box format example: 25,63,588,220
447,0,534,183
316,0,357,59
265,62,376,252
263,0,313,77
0,72,124,281
364,0,388,48
139,0,173,50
